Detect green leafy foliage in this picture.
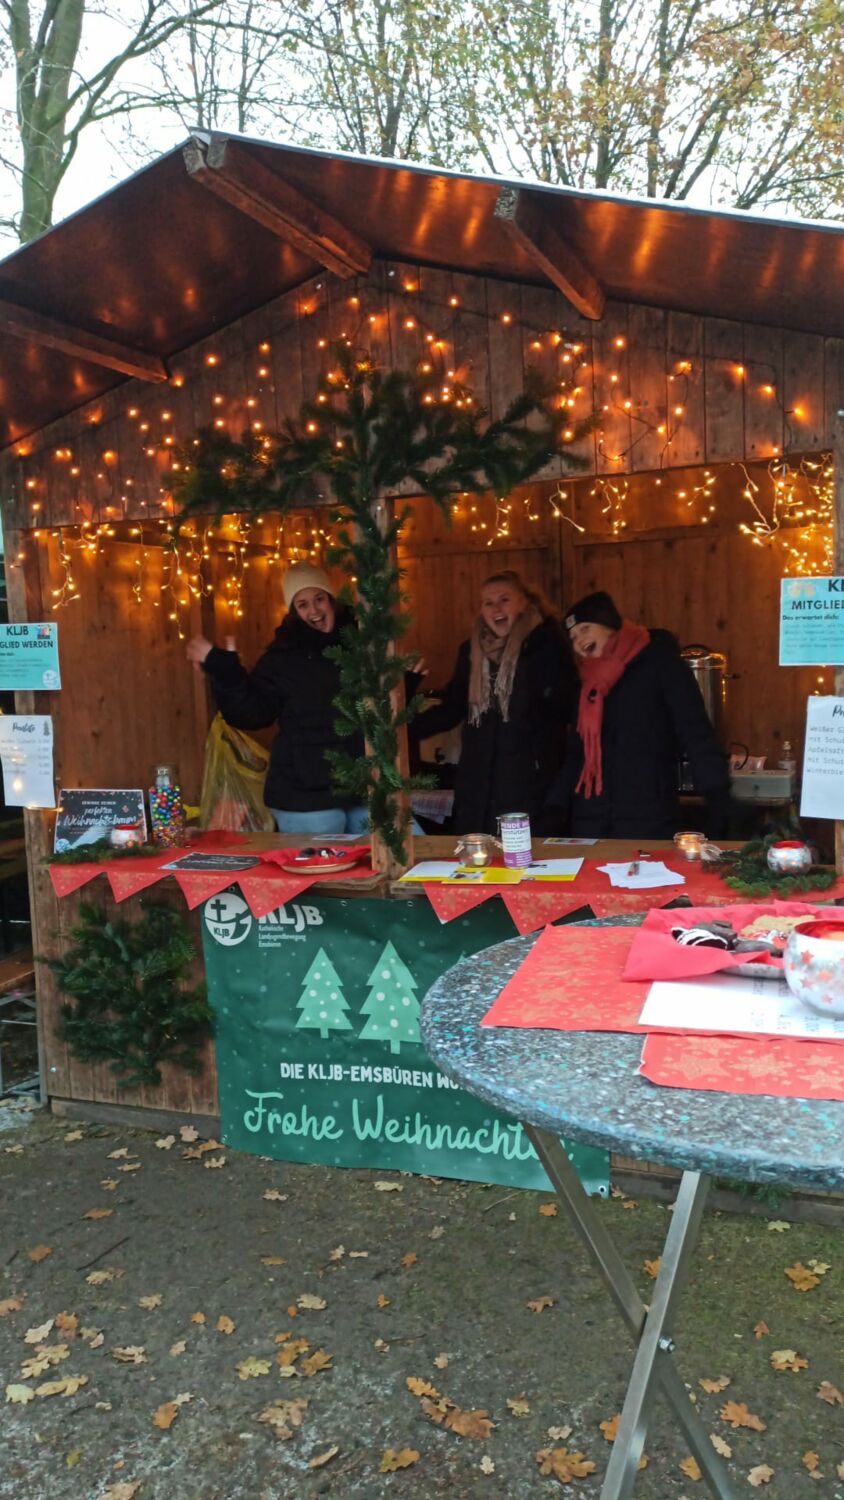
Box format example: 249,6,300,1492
48,903,213,1089
174,342,592,859
718,836,836,898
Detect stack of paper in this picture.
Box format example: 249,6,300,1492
597,861,685,890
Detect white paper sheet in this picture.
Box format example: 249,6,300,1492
0,715,55,807
597,860,686,890
522,858,584,881
399,861,459,881
639,972,844,1042
800,695,844,819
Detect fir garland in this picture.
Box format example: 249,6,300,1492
716,837,837,898
47,903,213,1089
173,343,593,860
48,840,161,865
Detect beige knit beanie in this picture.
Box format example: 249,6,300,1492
282,563,333,609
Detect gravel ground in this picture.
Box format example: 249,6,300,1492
1,1107,843,1500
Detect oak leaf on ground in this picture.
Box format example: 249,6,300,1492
152,1401,180,1430
535,1447,596,1482
479,1455,495,1474
507,1394,530,1417
538,1203,557,1217
260,1256,286,1266
155,1135,175,1150
179,1125,199,1142
784,1262,822,1292
54,1313,78,1339
5,1384,34,1404
263,1189,287,1202
100,1180,118,1191
817,1380,844,1405
117,1163,141,1173
22,1345,70,1378
643,1259,661,1280
24,1319,54,1344
309,1446,339,1468
748,1466,775,1487
710,1434,732,1458
802,1451,821,1474
137,1295,163,1310
28,1245,51,1263
547,1425,572,1441
257,1397,307,1439
35,1374,88,1397
680,1456,702,1481
236,1357,271,1380
86,1269,121,1285
376,1294,390,1308
526,1296,554,1313
445,1408,494,1439
407,1377,440,1399
599,1416,620,1442
107,1148,131,1158
97,1484,142,1500
169,1341,187,1357
374,1181,403,1192
433,1353,449,1369
698,1375,731,1393
215,1316,236,1334
719,1401,766,1431
300,1349,332,1377
400,1253,418,1269
83,1208,114,1220
111,1347,147,1365
380,1448,419,1471
753,1321,769,1339
0,1296,24,1317
297,1295,326,1311
190,1312,206,1324
769,1348,808,1373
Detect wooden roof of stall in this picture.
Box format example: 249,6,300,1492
2,130,844,448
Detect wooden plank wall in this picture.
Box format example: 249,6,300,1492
2,260,843,529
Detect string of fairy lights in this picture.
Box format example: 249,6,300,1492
5,277,837,636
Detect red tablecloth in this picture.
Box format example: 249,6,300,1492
481,919,844,1102
48,836,376,917
424,858,844,935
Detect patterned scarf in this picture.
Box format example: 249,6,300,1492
468,605,542,726
575,620,650,798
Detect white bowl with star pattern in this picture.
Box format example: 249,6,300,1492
783,920,844,1020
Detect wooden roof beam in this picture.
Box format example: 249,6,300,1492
0,298,168,381
184,136,372,280
495,187,605,321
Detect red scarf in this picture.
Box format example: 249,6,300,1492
575,620,650,798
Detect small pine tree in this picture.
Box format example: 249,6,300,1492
359,940,420,1054
295,949,353,1039
49,903,213,1089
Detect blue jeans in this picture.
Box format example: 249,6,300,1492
270,806,422,835
271,807,370,835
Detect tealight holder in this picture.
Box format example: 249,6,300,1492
766,839,812,875
673,830,706,861
454,833,498,868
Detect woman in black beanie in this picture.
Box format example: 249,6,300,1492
547,591,730,838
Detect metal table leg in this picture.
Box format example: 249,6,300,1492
527,1127,736,1500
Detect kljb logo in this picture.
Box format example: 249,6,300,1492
204,892,252,946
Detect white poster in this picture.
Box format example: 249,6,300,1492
639,971,844,1043
800,696,844,820
0,715,55,807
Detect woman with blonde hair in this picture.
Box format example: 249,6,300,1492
411,570,575,833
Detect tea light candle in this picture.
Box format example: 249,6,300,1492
673,830,706,861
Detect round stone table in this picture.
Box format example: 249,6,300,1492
420,917,844,1500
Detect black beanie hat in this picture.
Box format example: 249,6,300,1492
565,591,622,632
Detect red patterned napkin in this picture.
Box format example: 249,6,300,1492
259,845,371,870
622,901,832,981
640,1032,844,1101
481,925,648,1031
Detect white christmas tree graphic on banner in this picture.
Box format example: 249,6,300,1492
359,940,421,1054
295,949,353,1039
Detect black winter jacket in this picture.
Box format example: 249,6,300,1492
411,615,575,835
547,629,729,838
202,608,362,813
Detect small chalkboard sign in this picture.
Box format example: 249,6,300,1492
54,788,147,852
162,853,261,872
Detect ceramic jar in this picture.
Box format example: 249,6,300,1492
783,919,844,1020
766,840,812,875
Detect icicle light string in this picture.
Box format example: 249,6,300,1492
8,280,830,585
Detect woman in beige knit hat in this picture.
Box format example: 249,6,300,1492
187,563,369,835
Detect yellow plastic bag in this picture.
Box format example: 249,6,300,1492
199,714,275,833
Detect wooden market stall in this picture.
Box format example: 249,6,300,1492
0,133,843,1170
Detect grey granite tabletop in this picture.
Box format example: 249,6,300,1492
420,916,844,1192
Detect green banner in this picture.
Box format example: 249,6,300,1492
201,892,608,1195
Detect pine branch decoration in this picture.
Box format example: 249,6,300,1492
174,343,594,860
47,903,214,1089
